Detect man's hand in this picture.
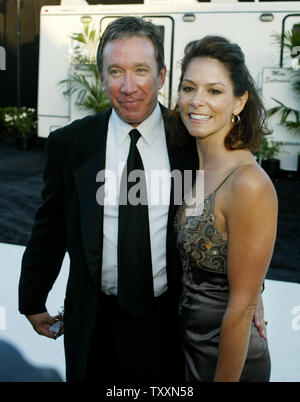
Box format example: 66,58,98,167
253,294,267,340
26,312,64,340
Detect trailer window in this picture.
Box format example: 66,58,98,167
281,16,300,68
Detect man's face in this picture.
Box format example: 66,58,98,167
99,36,166,127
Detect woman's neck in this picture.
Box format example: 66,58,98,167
196,136,254,171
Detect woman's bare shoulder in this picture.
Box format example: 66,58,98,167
226,163,278,208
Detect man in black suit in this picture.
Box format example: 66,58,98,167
18,16,266,383
19,17,198,383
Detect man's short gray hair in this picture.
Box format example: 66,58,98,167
97,16,165,75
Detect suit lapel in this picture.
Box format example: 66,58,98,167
160,104,180,218
161,105,181,290
73,109,111,288
161,104,198,291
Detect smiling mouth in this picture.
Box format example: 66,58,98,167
120,99,143,105
189,114,212,121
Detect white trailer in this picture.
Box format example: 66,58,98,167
37,0,300,170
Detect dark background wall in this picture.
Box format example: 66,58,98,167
0,0,60,107
0,0,143,109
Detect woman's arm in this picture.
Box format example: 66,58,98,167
213,166,278,382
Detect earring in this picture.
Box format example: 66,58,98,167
231,114,240,126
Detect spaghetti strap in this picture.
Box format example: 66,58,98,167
214,164,255,194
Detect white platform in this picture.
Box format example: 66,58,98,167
0,242,299,382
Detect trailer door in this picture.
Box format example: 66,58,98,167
262,13,300,171
280,13,300,68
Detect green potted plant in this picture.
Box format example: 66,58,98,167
14,107,37,150
268,25,300,174
0,107,19,145
0,106,37,150
255,136,283,181
59,22,110,114
267,69,300,142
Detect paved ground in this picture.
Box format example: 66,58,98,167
0,242,299,382
0,139,299,382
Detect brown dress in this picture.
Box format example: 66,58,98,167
174,167,271,382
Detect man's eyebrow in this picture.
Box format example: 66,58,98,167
107,62,151,70
107,64,121,70
133,63,151,68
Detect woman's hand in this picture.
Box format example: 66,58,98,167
253,293,267,340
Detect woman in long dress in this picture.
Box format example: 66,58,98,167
173,36,278,382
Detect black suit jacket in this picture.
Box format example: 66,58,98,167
18,105,198,381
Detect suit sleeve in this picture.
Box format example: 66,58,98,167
18,132,67,315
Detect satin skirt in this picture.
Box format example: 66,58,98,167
179,272,271,382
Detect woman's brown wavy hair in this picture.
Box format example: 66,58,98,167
169,36,271,152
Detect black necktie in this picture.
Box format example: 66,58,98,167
117,129,154,317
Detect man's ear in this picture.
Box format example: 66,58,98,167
98,71,106,91
158,66,167,90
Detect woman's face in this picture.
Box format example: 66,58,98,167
178,56,247,141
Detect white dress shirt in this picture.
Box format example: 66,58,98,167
101,104,171,296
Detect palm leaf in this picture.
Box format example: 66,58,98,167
59,23,109,114
58,63,110,114
268,98,300,135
